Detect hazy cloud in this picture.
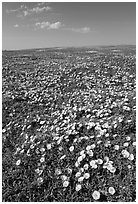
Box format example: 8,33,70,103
35,21,62,30
69,27,91,33
14,24,19,28
6,5,51,17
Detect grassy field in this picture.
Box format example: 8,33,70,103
2,45,136,202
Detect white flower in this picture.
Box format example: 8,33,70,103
123,142,129,147
55,168,62,175
75,184,82,191
2,129,6,133
105,133,109,137
132,141,136,146
78,176,84,182
37,177,43,184
80,167,84,173
92,190,100,200
60,155,66,160
84,172,90,179
47,143,52,150
121,149,130,158
80,150,85,155
40,147,45,152
83,163,89,170
90,160,96,167
75,172,81,178
61,175,68,181
128,153,134,161
87,150,93,157
91,144,96,149
123,106,130,111
63,180,69,187
126,136,131,141
109,166,116,173
96,158,103,165
69,145,74,152
67,168,72,174
108,186,115,195
75,161,79,167
86,145,91,151
78,156,83,163
40,120,45,125
16,159,21,166
81,153,86,159
40,157,45,163
114,145,119,150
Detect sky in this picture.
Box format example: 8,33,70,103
2,2,136,50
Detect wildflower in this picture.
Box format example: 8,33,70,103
121,149,130,158
126,136,131,141
63,180,69,187
123,142,129,147
128,153,134,161
132,141,136,146
92,190,100,200
75,161,79,167
80,150,85,155
2,129,6,133
16,159,21,166
114,145,119,150
37,177,43,184
75,172,81,178
60,155,66,160
97,140,102,145
40,157,45,163
61,175,68,181
40,120,45,125
127,164,131,169
40,147,45,152
78,156,83,163
67,168,72,174
59,146,63,151
87,150,93,157
83,163,89,170
82,153,86,159
105,133,109,137
123,106,130,111
69,145,74,152
86,145,91,151
47,143,52,150
90,160,96,167
78,176,84,182
91,144,96,149
109,166,116,173
84,172,90,179
75,184,82,191
80,167,84,173
30,144,34,149
55,168,62,176
96,158,103,165
108,186,115,195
